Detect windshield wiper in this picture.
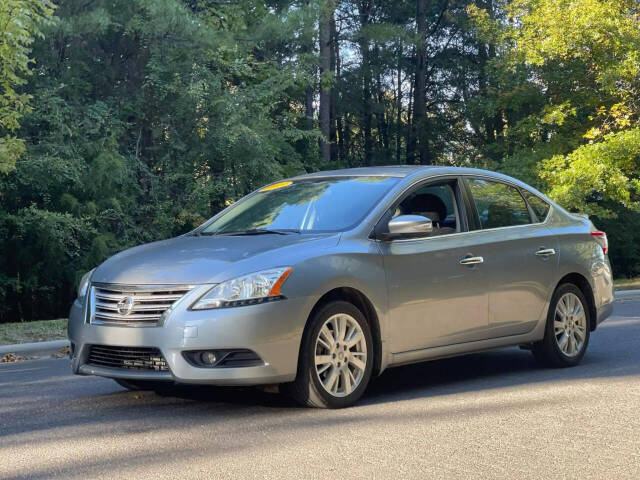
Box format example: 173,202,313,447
201,228,300,236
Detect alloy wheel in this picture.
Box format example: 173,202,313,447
554,292,587,357
314,313,368,397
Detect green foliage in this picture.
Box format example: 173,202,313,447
0,0,55,173
508,0,640,211
467,0,640,277
0,0,317,321
540,129,640,217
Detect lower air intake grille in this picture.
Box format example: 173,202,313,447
87,345,169,371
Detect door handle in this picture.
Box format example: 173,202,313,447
535,248,556,257
459,256,484,266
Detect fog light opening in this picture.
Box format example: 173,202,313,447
200,351,217,365
182,349,264,368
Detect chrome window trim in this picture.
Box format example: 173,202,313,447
381,219,547,244
370,172,553,243
461,174,553,229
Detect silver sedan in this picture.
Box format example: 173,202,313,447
68,166,614,408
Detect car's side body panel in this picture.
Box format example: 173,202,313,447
548,213,615,325
378,232,491,353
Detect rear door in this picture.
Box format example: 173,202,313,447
462,177,558,337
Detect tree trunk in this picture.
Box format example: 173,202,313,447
330,13,338,161
335,25,345,164
376,65,390,154
406,65,415,162
318,1,334,163
302,0,314,131
359,1,373,166
413,0,432,164
305,86,314,131
396,41,403,164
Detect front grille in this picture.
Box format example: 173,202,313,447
87,345,169,371
90,284,192,326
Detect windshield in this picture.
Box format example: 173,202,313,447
199,176,399,235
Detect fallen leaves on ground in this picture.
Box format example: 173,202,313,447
50,346,70,358
1,353,26,363
1,352,42,363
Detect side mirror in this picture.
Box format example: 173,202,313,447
383,214,433,240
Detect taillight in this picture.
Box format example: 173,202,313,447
591,230,608,254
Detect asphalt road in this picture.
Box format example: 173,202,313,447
2,295,640,480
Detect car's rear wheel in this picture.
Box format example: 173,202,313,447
285,300,374,408
532,283,591,367
114,379,172,392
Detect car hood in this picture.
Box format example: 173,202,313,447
91,233,340,285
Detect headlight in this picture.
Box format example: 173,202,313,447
191,267,292,310
77,268,95,300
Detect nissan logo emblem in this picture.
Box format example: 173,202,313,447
117,296,135,316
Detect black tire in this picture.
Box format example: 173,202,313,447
285,300,374,408
532,283,591,367
114,378,173,392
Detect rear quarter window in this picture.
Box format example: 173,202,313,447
522,191,551,222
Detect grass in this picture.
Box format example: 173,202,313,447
0,319,67,346
614,277,640,291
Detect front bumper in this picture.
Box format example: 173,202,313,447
596,300,614,326
68,290,309,386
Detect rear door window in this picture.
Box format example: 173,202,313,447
467,178,532,229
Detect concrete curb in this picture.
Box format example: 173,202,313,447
0,339,69,356
615,289,640,299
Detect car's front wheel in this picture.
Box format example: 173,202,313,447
286,300,374,408
532,283,591,367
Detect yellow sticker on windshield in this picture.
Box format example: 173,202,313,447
260,181,292,192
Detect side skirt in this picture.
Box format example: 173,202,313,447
389,329,546,368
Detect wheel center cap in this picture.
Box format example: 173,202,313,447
338,351,345,361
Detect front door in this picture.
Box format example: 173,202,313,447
378,177,490,353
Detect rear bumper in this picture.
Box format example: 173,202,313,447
68,292,309,386
591,254,614,328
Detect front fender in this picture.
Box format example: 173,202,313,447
282,242,390,371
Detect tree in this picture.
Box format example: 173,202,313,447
3,0,640,322
0,0,55,173
510,0,640,215
0,0,318,322
411,0,429,164
467,0,640,275
319,0,335,162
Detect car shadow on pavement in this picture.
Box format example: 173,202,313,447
87,316,634,418
159,316,640,407
158,344,620,408
1,317,638,445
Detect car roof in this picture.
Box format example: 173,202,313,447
291,165,514,181
289,165,559,207
291,165,434,179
